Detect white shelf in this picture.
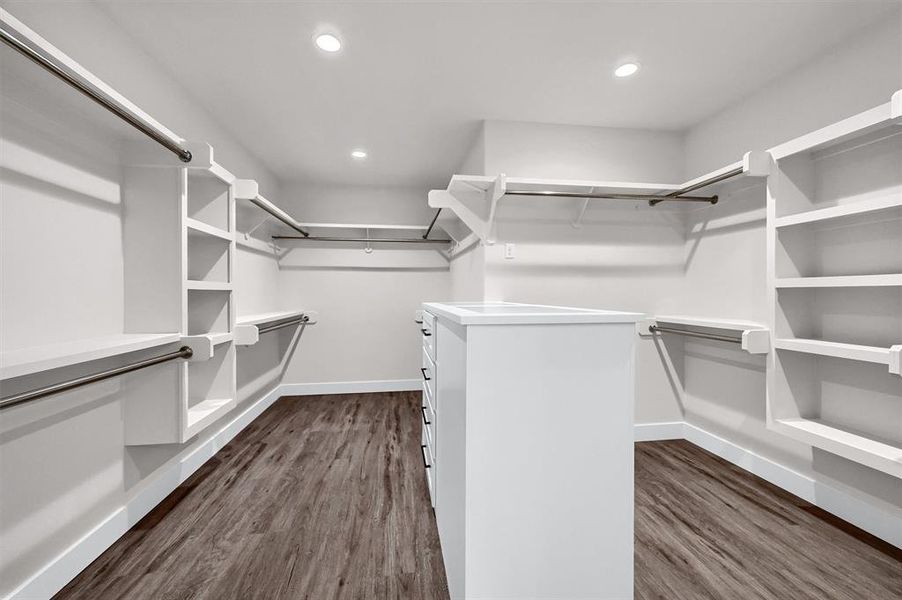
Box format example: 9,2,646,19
185,398,236,439
774,194,902,229
639,315,770,354
297,222,429,231
769,95,900,160
186,217,232,242
774,419,902,479
186,280,232,291
235,310,309,346
430,153,770,245
775,338,894,366
652,315,767,330
236,310,305,327
775,274,902,288
1,333,181,380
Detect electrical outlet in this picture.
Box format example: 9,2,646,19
504,243,516,259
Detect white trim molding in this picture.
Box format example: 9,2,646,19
636,420,902,549
280,379,421,396
633,421,684,442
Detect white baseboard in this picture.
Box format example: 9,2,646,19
633,421,684,442
280,379,421,396
638,420,901,549
9,385,285,600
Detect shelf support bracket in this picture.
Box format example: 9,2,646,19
890,345,902,376
891,89,902,124
571,197,591,229
484,173,506,245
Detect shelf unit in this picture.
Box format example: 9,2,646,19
766,89,902,479
122,161,239,445
637,315,770,355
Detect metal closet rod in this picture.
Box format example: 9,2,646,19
648,165,745,206
249,196,310,237
258,315,309,335
272,235,452,244
423,209,443,239
0,24,193,163
0,346,194,411
503,166,746,206
503,189,718,203
649,325,742,344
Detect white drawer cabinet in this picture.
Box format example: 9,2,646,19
416,309,438,508
421,302,642,600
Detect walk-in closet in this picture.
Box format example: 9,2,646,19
1,2,900,599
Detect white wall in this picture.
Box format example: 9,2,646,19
684,13,902,177
483,120,684,182
276,183,450,385
0,4,285,596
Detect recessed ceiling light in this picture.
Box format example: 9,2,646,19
315,33,342,52
614,62,640,78
351,149,367,159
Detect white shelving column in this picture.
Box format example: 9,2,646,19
123,156,239,445
765,89,902,479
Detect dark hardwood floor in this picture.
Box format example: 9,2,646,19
635,440,902,600
56,393,901,600
56,392,448,600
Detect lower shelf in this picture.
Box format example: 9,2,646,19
775,338,900,373
186,398,236,439
774,418,902,479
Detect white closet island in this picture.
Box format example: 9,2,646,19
419,302,642,600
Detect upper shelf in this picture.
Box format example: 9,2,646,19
1,333,181,380
429,152,771,246
769,89,902,160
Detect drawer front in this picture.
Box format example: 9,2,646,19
422,380,435,417
421,428,435,507
421,311,436,361
421,346,436,400
422,395,435,439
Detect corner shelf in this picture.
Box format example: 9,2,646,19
0,333,182,380
773,419,902,479
638,315,770,355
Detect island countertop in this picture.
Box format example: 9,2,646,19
421,301,644,326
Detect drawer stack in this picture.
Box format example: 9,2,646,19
418,310,437,506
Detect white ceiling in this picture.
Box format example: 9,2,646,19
94,1,895,188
